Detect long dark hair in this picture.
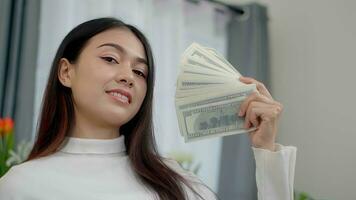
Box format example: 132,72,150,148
25,17,205,200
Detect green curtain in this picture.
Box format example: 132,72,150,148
0,0,40,145
218,3,270,200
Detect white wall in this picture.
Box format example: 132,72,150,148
251,0,356,199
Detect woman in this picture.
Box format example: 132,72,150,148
0,17,296,200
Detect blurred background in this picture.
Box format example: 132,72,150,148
0,0,355,199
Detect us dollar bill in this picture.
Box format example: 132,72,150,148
176,42,256,142
176,86,257,142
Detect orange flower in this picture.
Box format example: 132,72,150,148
0,118,4,135
3,117,14,134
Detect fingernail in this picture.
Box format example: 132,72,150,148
238,110,243,116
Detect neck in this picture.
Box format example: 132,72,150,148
69,111,120,139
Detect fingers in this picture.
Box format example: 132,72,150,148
239,91,277,117
244,102,264,129
243,102,283,129
245,105,261,128
239,76,273,99
237,76,282,130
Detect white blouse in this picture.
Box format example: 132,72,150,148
0,136,296,200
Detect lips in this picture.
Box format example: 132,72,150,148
105,88,132,104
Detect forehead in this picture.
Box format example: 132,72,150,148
86,27,146,58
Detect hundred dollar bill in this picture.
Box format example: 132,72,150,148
181,56,236,77
176,85,257,141
182,43,236,75
176,42,256,142
175,82,247,98
203,47,241,76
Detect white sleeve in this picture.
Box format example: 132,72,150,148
252,144,297,200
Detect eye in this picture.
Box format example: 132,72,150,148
101,56,119,64
133,70,146,78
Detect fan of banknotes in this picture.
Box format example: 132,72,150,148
175,43,257,142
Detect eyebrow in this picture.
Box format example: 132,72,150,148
97,43,148,65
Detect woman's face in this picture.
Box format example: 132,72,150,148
60,28,148,129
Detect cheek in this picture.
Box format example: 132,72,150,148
71,81,102,110
72,67,112,107
137,81,148,103
131,81,148,113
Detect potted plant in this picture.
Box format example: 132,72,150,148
0,117,32,178
0,117,15,177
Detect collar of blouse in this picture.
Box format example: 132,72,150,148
59,135,126,155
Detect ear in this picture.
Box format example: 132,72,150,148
58,58,75,88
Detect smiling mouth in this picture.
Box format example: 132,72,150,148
106,91,130,104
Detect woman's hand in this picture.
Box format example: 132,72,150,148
238,77,283,151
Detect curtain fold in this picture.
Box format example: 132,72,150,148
0,0,40,144
217,3,270,200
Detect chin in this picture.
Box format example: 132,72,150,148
108,115,134,126
102,106,139,125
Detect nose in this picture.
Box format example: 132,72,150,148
119,78,133,88
115,65,134,88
